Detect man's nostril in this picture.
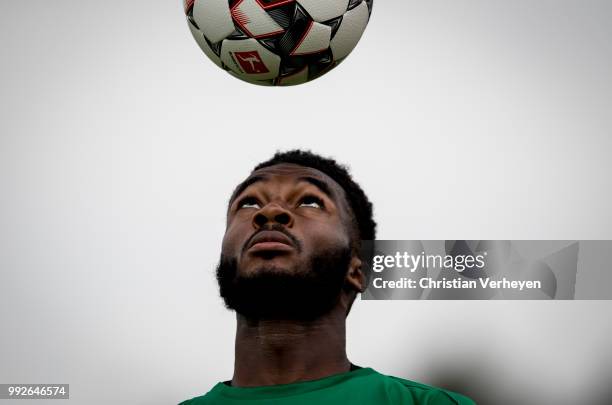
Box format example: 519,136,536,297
275,213,290,225
254,213,268,227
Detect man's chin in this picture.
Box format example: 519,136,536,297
238,253,301,276
216,246,351,320
239,263,300,278
220,271,333,320
250,265,289,274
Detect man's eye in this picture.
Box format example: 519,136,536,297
238,197,260,209
299,196,324,209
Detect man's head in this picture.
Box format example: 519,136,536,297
216,150,376,321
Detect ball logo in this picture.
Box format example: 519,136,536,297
233,51,269,74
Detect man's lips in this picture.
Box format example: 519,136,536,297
246,230,295,254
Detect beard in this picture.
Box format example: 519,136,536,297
216,245,352,321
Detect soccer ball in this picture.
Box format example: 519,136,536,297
184,0,373,86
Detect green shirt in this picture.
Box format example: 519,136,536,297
180,367,474,404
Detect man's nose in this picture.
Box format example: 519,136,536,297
252,203,294,228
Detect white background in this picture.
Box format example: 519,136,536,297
1,1,611,404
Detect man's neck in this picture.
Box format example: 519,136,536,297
231,307,350,387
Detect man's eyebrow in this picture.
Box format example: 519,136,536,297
229,175,267,204
298,176,335,200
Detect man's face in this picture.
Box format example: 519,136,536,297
216,163,357,320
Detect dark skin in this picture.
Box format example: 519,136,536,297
222,163,366,387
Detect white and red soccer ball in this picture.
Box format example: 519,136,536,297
184,0,373,86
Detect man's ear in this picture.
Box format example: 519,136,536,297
345,255,365,293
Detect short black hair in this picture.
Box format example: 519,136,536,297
253,150,377,244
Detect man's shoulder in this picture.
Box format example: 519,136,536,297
178,393,212,405
178,384,219,405
178,395,203,404
375,371,475,405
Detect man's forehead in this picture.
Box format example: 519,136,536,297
231,163,345,201
252,163,331,182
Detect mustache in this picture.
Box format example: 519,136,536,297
241,224,302,255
